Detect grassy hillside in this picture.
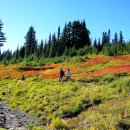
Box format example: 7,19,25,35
0,54,130,129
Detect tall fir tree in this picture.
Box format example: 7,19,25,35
60,23,67,55
119,31,123,43
114,32,118,44
81,20,91,47
43,39,47,57
0,19,6,47
45,34,52,57
24,26,37,57
93,38,97,48
49,33,57,57
38,40,44,57
57,26,61,55
19,46,25,58
107,29,111,43
97,38,102,51
66,21,72,48
102,32,107,46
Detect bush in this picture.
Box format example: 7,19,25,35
26,124,43,130
101,75,114,83
49,118,68,130
77,48,85,56
69,47,77,57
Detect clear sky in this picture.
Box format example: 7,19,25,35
0,0,130,52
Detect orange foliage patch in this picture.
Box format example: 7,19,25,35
1,55,130,80
75,65,130,78
85,57,109,66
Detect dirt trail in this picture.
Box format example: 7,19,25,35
0,101,41,130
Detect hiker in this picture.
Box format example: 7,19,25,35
21,75,25,80
59,68,65,82
65,68,71,81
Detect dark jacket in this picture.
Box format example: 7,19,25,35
60,70,64,77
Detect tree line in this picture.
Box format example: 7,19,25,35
0,19,130,65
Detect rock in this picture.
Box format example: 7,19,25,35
0,101,41,129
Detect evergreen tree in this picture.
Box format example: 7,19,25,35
38,40,44,57
72,20,80,48
66,21,72,48
0,19,6,47
60,24,67,55
60,20,90,53
119,31,123,43
24,26,37,57
2,49,12,60
43,39,47,57
114,32,118,44
107,29,111,43
81,20,91,47
102,32,107,46
49,33,57,57
13,46,19,60
93,38,97,48
57,26,61,55
97,38,102,51
19,46,25,58
45,34,52,57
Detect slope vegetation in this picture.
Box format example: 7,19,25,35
0,54,130,129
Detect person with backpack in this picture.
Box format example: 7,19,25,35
59,68,65,82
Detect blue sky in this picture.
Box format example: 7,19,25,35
0,0,130,52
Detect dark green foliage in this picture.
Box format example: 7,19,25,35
0,19,6,47
60,20,90,55
114,32,118,44
1,19,130,64
97,38,102,51
2,49,12,60
69,47,77,57
49,33,57,57
44,34,51,57
37,40,44,57
24,26,37,57
93,38,98,48
126,42,130,53
119,31,123,44
77,48,86,56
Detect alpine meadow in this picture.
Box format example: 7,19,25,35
0,0,130,130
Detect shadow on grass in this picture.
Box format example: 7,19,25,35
17,66,55,71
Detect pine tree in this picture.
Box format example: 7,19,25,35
93,38,97,48
14,46,19,60
81,20,91,47
45,34,52,57
102,32,107,46
114,32,118,44
119,31,123,43
19,46,25,58
97,38,102,51
0,19,6,47
43,39,47,57
57,26,61,55
49,33,57,57
60,24,67,55
72,20,80,49
38,40,44,57
66,21,72,48
107,29,111,43
24,26,37,57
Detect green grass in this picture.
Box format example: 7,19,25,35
0,73,130,129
